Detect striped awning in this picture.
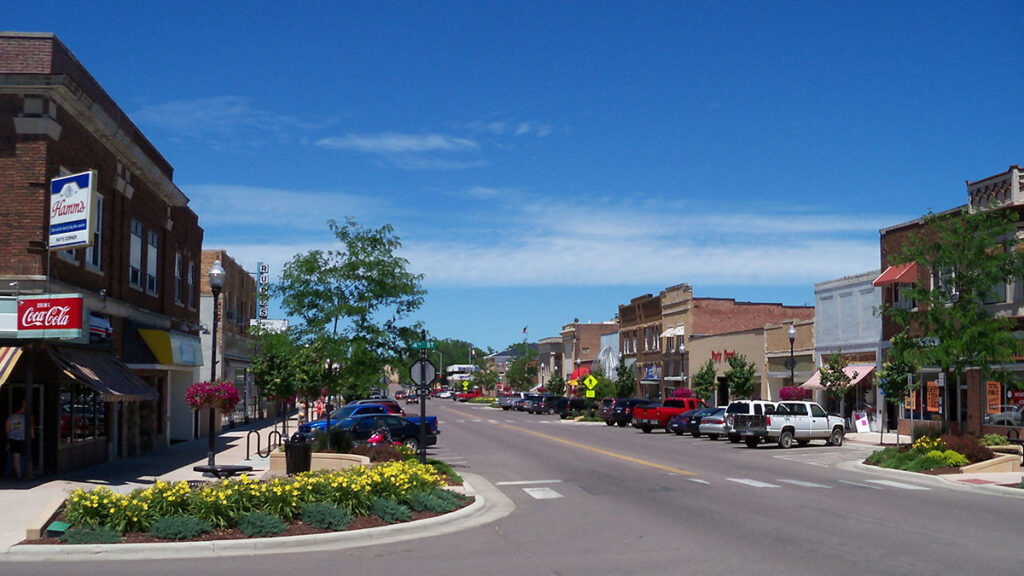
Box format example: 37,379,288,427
0,346,22,390
49,346,158,401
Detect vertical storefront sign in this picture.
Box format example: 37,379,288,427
926,381,940,413
986,381,1001,414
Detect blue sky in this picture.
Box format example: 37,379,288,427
8,2,1024,351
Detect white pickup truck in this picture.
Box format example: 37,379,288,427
731,401,845,449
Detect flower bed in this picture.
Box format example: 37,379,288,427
37,460,470,544
864,434,994,473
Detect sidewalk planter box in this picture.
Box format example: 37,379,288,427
269,451,370,473
959,453,1020,474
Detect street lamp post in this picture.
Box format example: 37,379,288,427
788,324,796,388
207,260,225,469
678,343,686,392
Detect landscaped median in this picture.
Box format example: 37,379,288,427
864,433,1022,484
20,459,471,546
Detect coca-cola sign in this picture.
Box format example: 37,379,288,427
18,295,84,334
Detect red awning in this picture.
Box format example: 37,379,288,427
800,364,876,391
873,263,919,287
570,366,591,380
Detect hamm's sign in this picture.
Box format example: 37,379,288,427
17,294,86,340
49,170,98,250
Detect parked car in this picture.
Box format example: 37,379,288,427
984,405,1024,426
510,397,527,411
344,414,437,450
456,390,484,402
667,409,699,435
298,403,388,436
697,407,728,440
527,394,560,414
678,407,719,438
394,390,407,400
555,397,586,419
349,398,406,416
724,400,778,443
732,401,845,448
404,394,419,404
598,398,617,424
609,398,651,427
498,392,527,410
522,394,544,413
632,397,707,433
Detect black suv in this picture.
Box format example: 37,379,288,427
554,397,586,419
609,398,652,427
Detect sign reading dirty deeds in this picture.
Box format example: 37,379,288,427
17,294,85,339
49,171,99,250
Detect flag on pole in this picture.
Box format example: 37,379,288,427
522,326,528,334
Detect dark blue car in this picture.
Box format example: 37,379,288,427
297,404,388,436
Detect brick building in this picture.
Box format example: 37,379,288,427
0,33,205,475
561,319,618,391
876,166,1024,437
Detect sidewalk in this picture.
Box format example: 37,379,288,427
0,416,289,551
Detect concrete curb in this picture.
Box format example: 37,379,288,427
0,472,515,561
839,459,1024,498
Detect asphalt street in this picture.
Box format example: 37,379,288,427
4,400,1022,575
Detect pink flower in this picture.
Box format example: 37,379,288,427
185,380,241,413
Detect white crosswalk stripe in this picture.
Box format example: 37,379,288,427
839,480,883,490
776,479,831,488
523,487,563,499
866,480,931,491
726,478,780,488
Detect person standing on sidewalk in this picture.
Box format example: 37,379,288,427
5,400,31,479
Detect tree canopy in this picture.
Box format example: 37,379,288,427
692,358,718,403
724,353,758,399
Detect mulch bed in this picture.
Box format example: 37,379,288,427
20,509,449,546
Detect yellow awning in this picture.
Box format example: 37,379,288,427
138,329,203,366
0,346,22,390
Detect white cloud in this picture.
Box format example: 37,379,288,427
132,96,322,140
314,132,479,154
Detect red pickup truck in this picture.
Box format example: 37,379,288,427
632,397,707,433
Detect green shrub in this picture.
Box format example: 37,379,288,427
979,433,1009,447
424,458,463,484
884,449,920,470
301,502,352,531
370,498,412,523
407,487,469,513
941,450,969,468
940,434,994,463
905,454,947,472
236,511,286,537
147,515,211,540
864,447,898,466
60,525,121,544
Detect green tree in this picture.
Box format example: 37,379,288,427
877,331,919,403
591,370,617,400
273,217,425,393
882,208,1024,393
819,351,855,404
546,373,566,396
504,343,538,391
724,353,758,399
615,360,637,398
692,358,718,403
469,366,500,393
249,329,300,402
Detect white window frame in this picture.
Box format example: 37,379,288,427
85,195,103,271
146,229,159,294
129,219,143,287
174,252,183,303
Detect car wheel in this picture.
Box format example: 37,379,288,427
641,426,653,434
402,437,419,451
778,430,794,449
828,428,844,447
674,430,684,436
691,431,701,438
744,437,759,448
708,434,719,441
605,420,615,426
728,436,741,444
617,421,627,427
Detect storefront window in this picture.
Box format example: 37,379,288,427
59,382,106,444
982,380,1024,427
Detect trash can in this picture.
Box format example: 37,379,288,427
284,432,312,475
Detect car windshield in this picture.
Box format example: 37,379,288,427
330,405,364,419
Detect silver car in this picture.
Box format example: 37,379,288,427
697,407,728,440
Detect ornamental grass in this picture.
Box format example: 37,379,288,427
62,459,447,536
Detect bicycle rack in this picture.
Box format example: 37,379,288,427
246,429,284,460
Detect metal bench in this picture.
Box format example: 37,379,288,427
192,464,254,479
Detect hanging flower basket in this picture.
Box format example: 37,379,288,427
185,380,241,413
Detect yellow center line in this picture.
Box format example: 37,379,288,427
493,421,696,477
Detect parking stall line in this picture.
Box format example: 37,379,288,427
726,478,781,488
776,479,831,489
